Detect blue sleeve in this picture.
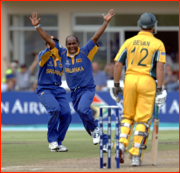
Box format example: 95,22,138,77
81,39,99,61
54,41,67,56
38,47,52,67
39,47,50,57
81,39,99,54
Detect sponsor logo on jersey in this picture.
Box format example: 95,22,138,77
65,59,71,66
59,64,62,67
76,59,82,63
47,61,53,66
161,52,166,56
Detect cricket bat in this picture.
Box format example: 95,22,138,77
151,105,159,166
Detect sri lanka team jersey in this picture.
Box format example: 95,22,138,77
37,43,63,86
114,31,166,79
54,39,99,90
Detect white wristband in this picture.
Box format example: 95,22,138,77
34,24,40,29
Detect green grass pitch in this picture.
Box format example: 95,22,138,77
1,130,179,167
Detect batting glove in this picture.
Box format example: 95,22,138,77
155,87,167,107
110,82,123,103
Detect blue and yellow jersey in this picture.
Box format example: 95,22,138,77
37,42,64,86
59,39,99,90
114,31,166,79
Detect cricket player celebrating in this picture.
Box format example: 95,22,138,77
30,9,115,152
110,13,167,166
28,24,72,151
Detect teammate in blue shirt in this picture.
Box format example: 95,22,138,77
35,37,72,152
30,9,115,152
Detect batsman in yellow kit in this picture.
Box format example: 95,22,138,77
110,13,167,166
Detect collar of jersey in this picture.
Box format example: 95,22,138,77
138,31,154,37
67,47,80,58
67,47,80,65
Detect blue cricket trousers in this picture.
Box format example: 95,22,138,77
36,85,72,145
71,87,108,145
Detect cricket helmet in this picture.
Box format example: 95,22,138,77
138,13,158,30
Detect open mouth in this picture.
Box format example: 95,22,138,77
70,49,76,54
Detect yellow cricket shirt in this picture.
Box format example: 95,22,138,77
114,31,166,79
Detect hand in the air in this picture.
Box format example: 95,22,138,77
3,56,7,61
102,9,115,22
29,12,41,26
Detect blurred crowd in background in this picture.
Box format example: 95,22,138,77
1,43,179,93
1,55,39,92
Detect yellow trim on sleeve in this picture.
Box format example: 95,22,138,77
50,47,61,61
87,45,99,61
39,47,61,67
39,51,52,67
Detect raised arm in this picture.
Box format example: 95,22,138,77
29,54,39,74
3,56,15,72
30,12,55,49
92,9,115,44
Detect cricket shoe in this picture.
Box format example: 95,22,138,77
51,145,68,152
91,127,100,145
131,155,141,166
49,141,59,151
115,142,125,163
103,142,113,153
